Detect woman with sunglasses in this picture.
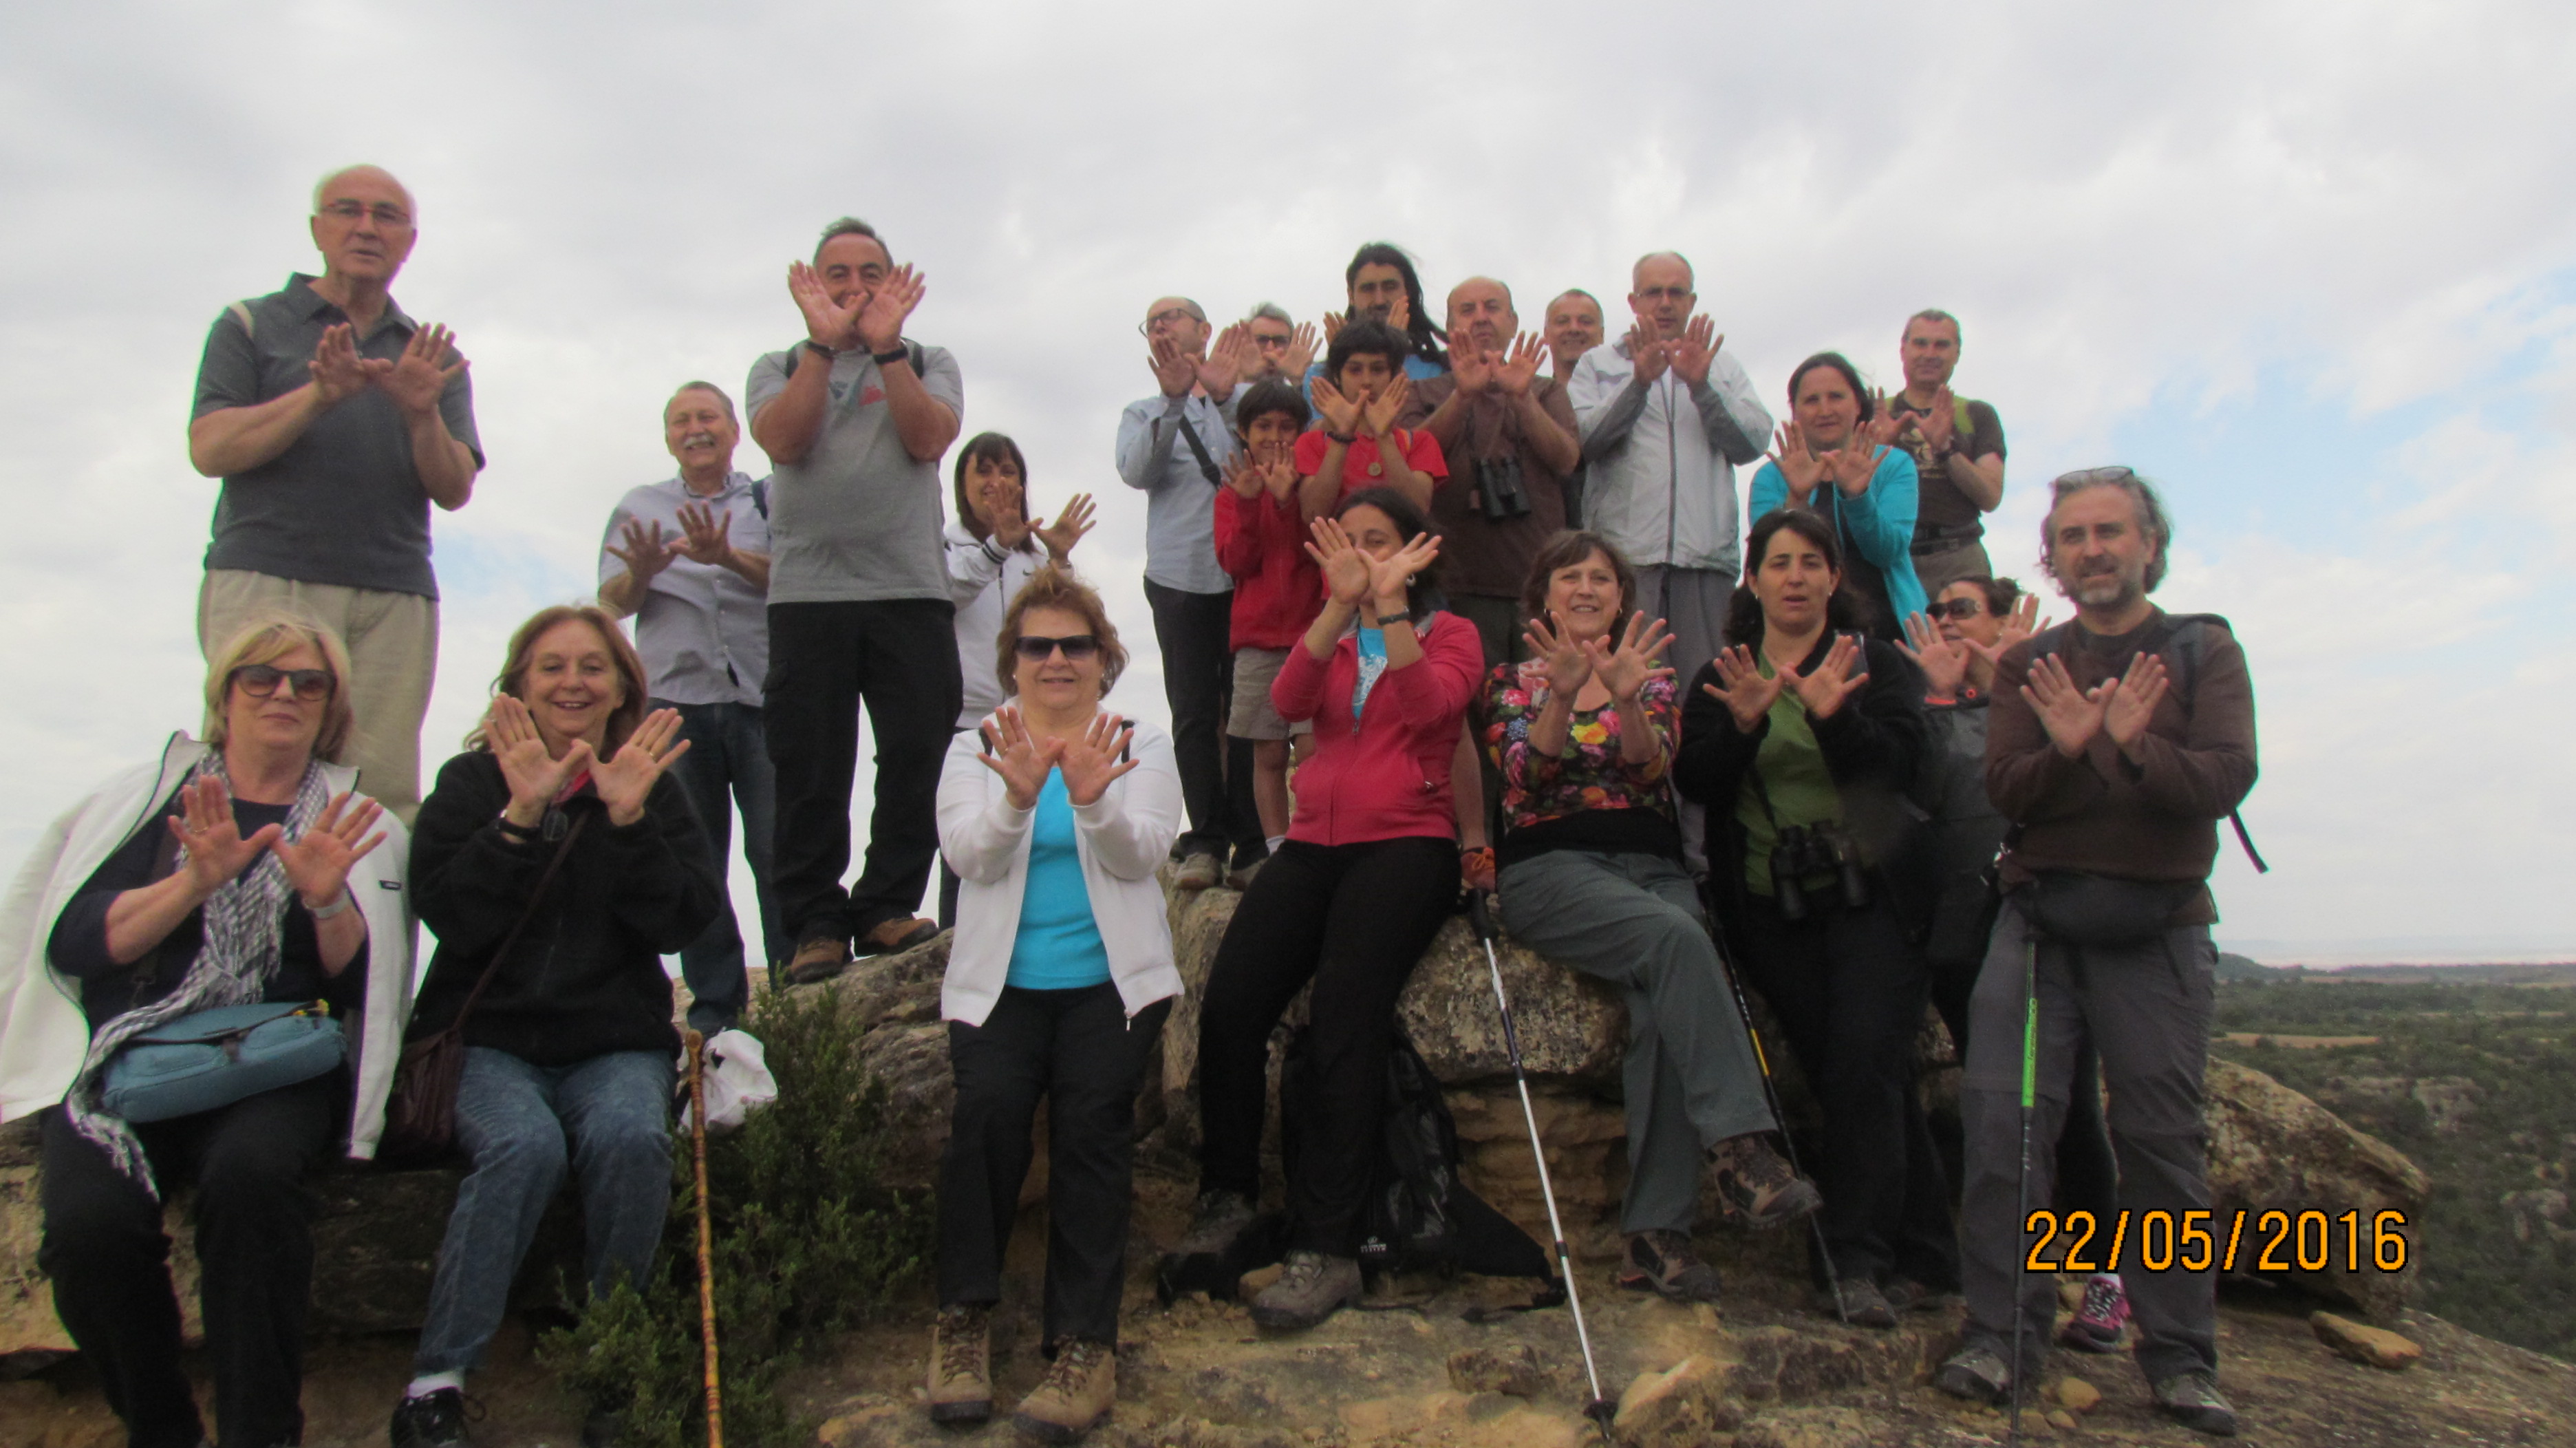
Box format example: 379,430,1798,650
1174,487,1479,1333
926,566,1181,1443
0,612,407,1448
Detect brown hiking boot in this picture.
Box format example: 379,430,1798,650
1011,1338,1115,1444
783,935,850,985
1618,1228,1723,1303
925,1303,991,1424
1247,1250,1361,1330
1710,1131,1823,1228
859,915,938,956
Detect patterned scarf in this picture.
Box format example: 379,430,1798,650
65,754,333,1195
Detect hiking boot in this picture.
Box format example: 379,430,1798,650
1248,1249,1360,1330
1171,1188,1258,1258
1708,1133,1823,1228
1814,1275,1898,1329
2059,1272,2131,1352
783,935,850,985
1224,858,1265,891
1618,1229,1723,1303
1880,1275,1959,1314
927,1303,992,1425
859,915,938,956
389,1387,473,1448
1933,1345,2017,1406
1173,852,1223,892
2151,1370,2240,1437
1011,1338,1116,1444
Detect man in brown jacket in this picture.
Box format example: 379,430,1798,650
1935,468,2257,1438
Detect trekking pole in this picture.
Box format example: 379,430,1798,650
2009,937,2038,1445
1702,915,1849,1325
1466,891,1616,1438
685,1030,724,1448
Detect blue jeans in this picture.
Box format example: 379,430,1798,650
660,699,782,1030
414,1048,675,1375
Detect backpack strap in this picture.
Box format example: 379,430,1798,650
1175,416,1224,487
226,299,257,341
750,478,769,520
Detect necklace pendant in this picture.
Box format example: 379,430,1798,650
1366,462,1383,478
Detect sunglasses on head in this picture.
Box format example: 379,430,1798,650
1013,634,1100,662
230,663,334,701
1928,597,1986,621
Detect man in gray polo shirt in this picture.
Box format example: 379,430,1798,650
749,217,965,982
187,163,482,823
600,381,779,1031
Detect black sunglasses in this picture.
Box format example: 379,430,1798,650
1013,634,1100,662
1927,597,1986,621
230,663,334,701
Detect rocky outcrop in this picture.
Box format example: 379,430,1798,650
2204,1057,2429,1318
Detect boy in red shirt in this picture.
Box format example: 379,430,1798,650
1214,380,1323,871
1296,320,1447,523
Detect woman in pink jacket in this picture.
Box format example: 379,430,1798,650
1174,487,1483,1332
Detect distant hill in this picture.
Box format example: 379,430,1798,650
2215,950,2275,981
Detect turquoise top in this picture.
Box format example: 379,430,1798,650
1004,770,1113,990
1353,626,1388,723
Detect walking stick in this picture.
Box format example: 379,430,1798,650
685,1030,724,1448
1466,892,1617,1439
2009,936,2038,1445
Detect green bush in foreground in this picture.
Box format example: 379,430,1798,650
541,979,932,1446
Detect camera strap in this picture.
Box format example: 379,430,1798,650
1176,416,1225,487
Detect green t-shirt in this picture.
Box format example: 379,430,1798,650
1735,661,1845,897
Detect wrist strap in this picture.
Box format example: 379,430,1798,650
872,345,912,367
305,889,354,922
1375,610,1413,627
1327,429,1357,445
803,339,835,360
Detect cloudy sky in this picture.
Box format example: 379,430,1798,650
5,1,2570,963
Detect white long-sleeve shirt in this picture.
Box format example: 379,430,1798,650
1566,337,1773,577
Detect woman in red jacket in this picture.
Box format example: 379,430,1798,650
1178,487,1481,1332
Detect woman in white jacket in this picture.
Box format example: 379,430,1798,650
0,611,411,1448
925,565,1180,1445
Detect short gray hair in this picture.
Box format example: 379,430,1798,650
815,216,888,263
669,381,736,423
1907,308,1962,339
1246,301,1291,326
2043,467,2174,593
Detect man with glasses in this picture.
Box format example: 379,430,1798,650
1116,297,1260,891
188,164,482,824
1241,303,1319,387
749,215,965,982
1935,468,2258,1438
1876,310,2008,598
1567,251,1770,690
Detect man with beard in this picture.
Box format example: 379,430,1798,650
1876,309,2007,598
1318,242,1448,381
1935,469,2257,1438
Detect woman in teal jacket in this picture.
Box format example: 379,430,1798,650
1748,352,1924,639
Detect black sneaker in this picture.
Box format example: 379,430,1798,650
2152,1370,2241,1437
389,1388,474,1448
1618,1229,1723,1303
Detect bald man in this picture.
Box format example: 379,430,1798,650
189,164,484,822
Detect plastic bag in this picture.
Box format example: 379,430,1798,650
680,1028,777,1134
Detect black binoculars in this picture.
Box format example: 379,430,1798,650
1770,822,1870,922
1474,455,1531,521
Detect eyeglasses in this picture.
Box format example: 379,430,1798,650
1927,598,1986,621
230,664,334,702
1013,634,1101,662
1137,308,1201,337
1251,332,1292,349
318,200,413,229
2051,465,2138,493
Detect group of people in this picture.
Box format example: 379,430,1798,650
0,159,2261,1448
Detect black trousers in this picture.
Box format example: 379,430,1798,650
1144,579,1260,866
1733,891,1955,1288
765,598,963,946
938,984,1170,1346
1933,941,2120,1226
1196,836,1457,1255
38,1074,339,1448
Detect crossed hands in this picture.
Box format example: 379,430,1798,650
1701,637,1869,732
978,707,1139,809
1305,515,1439,608
1451,332,1548,398
488,694,691,828
1311,374,1410,438
308,322,465,419
1767,421,1885,501
1524,610,1675,703
2023,651,2169,759
787,261,927,354
167,776,389,909
1625,315,1721,387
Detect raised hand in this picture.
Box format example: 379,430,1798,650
1221,452,1265,499
487,694,594,818
1303,516,1375,605
1627,318,1669,385
1999,593,2049,652
1786,634,1870,719
670,502,736,567
1898,612,1971,697
1450,339,1496,395
1260,456,1299,501
1034,493,1095,562
1496,332,1547,396
786,262,861,351
855,263,926,354
1865,388,1905,448
593,707,691,827
1284,321,1321,379
1199,323,1249,398
1310,376,1364,437
2023,654,2113,758
606,518,676,583
1582,611,1676,703
1702,645,1788,734
1365,529,1441,608
1918,385,1958,453
976,705,1062,810
1827,438,1886,497
270,791,389,909
168,776,285,898
1362,374,1411,437
2102,652,2170,753
380,323,466,418
987,493,1031,551
1148,334,1199,398
1386,294,1411,337
1057,710,1141,806
1669,315,1719,388
1767,421,1827,503
1522,611,1593,699
307,323,371,405
1321,312,1346,345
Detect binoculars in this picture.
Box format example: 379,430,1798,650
1770,822,1870,922
1474,456,1531,521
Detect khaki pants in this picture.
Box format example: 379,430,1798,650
198,569,438,823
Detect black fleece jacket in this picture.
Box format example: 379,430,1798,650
1673,632,1928,919
407,751,720,1066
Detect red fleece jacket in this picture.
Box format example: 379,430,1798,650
1212,485,1324,650
1271,610,1483,845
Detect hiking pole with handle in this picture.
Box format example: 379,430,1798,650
1700,911,1849,1326
2009,937,2039,1445
1465,891,1616,1438
685,1030,724,1448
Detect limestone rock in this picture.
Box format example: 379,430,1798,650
1612,1355,1740,1446
2046,1407,2079,1430
2204,1057,2427,1317
1446,1342,1543,1397
2311,1310,2423,1370
2055,1374,2101,1412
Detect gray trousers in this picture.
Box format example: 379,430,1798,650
1499,849,1774,1234
1956,902,2218,1385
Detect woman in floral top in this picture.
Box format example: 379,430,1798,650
1481,531,1820,1307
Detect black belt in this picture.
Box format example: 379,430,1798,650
1911,523,1985,556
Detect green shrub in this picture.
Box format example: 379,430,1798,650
541,980,932,1446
